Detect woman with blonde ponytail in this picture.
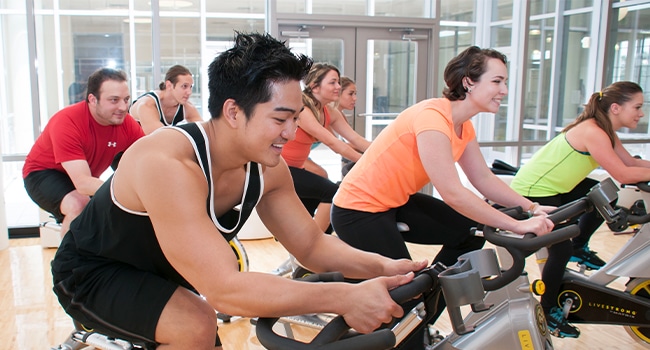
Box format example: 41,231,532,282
281,63,369,233
511,80,649,337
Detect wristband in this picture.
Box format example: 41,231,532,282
527,202,540,218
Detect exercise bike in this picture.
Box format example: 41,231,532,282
540,177,650,347
255,190,603,349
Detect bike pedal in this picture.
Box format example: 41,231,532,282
217,312,234,322
575,263,588,273
578,262,600,271
426,326,445,345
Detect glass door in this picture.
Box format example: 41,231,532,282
355,27,428,139
278,24,429,182
278,24,430,139
278,24,356,140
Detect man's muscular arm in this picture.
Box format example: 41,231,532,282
61,160,104,196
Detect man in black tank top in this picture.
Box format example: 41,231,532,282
51,32,426,349
129,64,203,135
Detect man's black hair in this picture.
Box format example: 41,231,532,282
207,32,313,119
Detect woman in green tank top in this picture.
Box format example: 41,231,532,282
511,81,649,338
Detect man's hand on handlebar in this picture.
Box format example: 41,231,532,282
381,258,428,277
342,272,416,334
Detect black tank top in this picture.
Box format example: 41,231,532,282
174,123,263,241
65,123,263,290
132,91,185,126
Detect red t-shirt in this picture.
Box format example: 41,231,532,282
23,101,145,178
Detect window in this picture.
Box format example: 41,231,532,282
608,2,650,158
277,0,429,16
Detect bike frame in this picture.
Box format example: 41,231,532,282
558,223,650,327
433,249,553,350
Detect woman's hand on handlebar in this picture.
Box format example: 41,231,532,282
513,215,554,236
342,272,415,334
536,204,557,215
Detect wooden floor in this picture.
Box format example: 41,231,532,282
2,224,649,349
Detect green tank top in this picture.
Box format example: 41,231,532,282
511,133,599,197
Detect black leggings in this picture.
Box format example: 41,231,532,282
526,178,610,312
331,193,485,338
288,166,338,215
331,193,485,266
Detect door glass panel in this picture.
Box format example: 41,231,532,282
279,26,427,182
207,1,265,13
286,38,345,71
366,39,418,139
311,0,366,15
282,36,346,182
277,0,429,17
374,0,429,17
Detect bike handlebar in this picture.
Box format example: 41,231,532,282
606,180,650,230
256,269,439,350
627,212,650,225
480,199,585,291
630,181,650,193
256,316,396,350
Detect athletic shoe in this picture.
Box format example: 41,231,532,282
569,246,606,270
546,307,580,338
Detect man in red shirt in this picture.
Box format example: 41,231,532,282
23,67,144,240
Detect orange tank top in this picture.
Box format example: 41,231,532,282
334,98,476,212
281,106,331,168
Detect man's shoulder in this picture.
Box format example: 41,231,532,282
133,92,157,105
119,114,146,137
258,159,291,189
48,102,88,126
55,101,87,115
123,112,141,124
130,94,160,117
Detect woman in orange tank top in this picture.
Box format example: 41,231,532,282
331,48,556,336
281,64,369,232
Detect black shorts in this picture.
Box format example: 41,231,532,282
52,233,179,346
24,169,75,223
